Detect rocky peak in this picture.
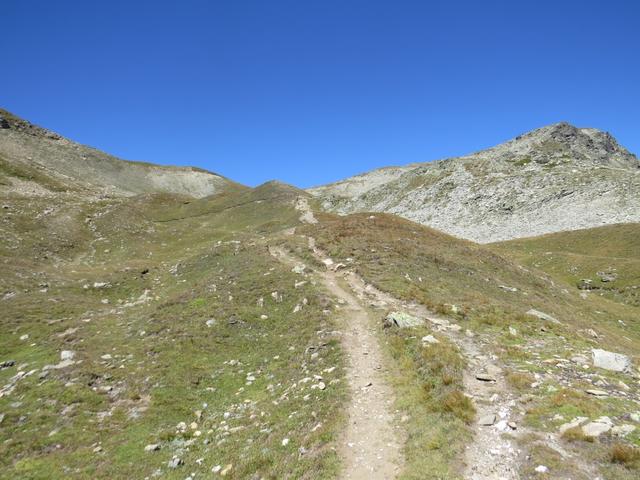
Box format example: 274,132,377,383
0,108,62,140
485,122,638,169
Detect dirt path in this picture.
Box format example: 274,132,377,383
269,243,403,480
302,236,526,479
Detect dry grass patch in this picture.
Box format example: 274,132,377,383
610,443,640,468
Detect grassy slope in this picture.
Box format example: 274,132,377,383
0,185,346,479
300,213,640,478
490,223,640,307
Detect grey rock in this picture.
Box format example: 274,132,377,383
596,271,618,282
60,350,75,361
167,457,183,468
558,416,588,434
611,424,636,437
475,373,497,382
0,360,15,370
383,311,422,329
526,309,561,325
592,348,631,372
478,414,497,426
582,417,613,437
586,389,608,396
421,335,439,344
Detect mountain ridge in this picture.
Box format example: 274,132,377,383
309,121,640,243
0,108,236,198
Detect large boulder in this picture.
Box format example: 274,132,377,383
592,349,631,373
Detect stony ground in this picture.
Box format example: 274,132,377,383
1,110,639,479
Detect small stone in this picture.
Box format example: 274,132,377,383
475,373,496,382
559,417,588,434
93,445,103,453
582,417,613,437
478,414,497,426
534,465,548,474
60,350,75,361
168,457,183,468
220,464,233,476
20,334,29,341
421,335,439,344
282,438,290,446
586,389,608,397
526,309,560,324
144,443,161,452
508,326,517,336
611,424,636,437
206,319,216,327
212,465,222,473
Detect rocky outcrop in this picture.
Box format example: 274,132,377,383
309,123,640,242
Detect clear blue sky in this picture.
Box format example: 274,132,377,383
3,1,639,187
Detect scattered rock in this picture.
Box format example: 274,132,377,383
383,311,422,329
592,348,631,373
582,417,613,437
526,309,561,324
0,360,15,370
597,271,617,282
586,389,608,397
534,465,549,474
168,457,183,468
478,414,497,426
421,335,439,345
60,350,75,361
144,443,161,452
220,464,233,476
475,373,496,382
559,417,588,434
291,264,306,274
611,424,636,437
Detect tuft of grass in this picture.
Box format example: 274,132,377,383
506,371,534,391
561,426,594,443
610,443,640,468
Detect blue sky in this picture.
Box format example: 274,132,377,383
3,1,639,187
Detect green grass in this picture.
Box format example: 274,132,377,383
299,212,640,478
0,186,347,479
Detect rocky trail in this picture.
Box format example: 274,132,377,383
270,243,403,479
272,233,526,478
302,236,527,479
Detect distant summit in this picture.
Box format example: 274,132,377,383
484,122,639,170
309,122,640,242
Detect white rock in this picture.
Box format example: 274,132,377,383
526,309,561,324
559,417,588,434
534,465,548,474
611,424,636,437
60,350,75,361
582,416,613,437
421,335,439,344
592,348,631,372
282,438,290,446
